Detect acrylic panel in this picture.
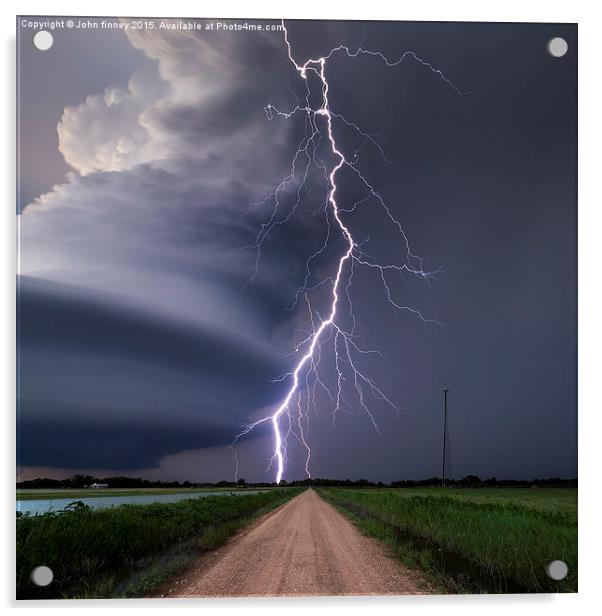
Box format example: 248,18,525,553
16,16,577,599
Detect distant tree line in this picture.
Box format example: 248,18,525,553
286,478,385,487
16,474,278,490
389,475,577,488
287,476,577,488
17,473,577,490
16,474,239,490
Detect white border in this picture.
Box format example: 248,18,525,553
3,1,599,613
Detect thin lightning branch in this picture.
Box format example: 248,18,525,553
235,21,464,483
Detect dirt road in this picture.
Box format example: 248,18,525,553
165,488,429,597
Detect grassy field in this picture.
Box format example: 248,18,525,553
16,487,267,501
319,487,577,593
17,488,299,599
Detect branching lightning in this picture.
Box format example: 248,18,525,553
234,20,465,483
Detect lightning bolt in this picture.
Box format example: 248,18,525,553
234,20,465,484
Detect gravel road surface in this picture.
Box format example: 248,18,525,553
164,488,429,597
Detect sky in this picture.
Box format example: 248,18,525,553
17,18,577,483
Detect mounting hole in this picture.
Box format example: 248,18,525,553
31,565,54,587
547,37,568,58
33,30,53,51
546,560,568,581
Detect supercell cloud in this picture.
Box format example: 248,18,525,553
19,25,299,473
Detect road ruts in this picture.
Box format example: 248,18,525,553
164,488,430,597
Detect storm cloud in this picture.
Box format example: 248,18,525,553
17,276,280,468
18,23,303,472
17,19,577,482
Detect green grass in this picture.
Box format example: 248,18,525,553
319,488,577,594
17,488,300,599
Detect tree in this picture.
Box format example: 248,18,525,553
66,474,95,489
461,474,481,488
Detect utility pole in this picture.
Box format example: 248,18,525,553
442,387,448,488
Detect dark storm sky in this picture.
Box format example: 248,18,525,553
17,18,577,482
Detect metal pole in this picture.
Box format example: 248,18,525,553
442,388,448,488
